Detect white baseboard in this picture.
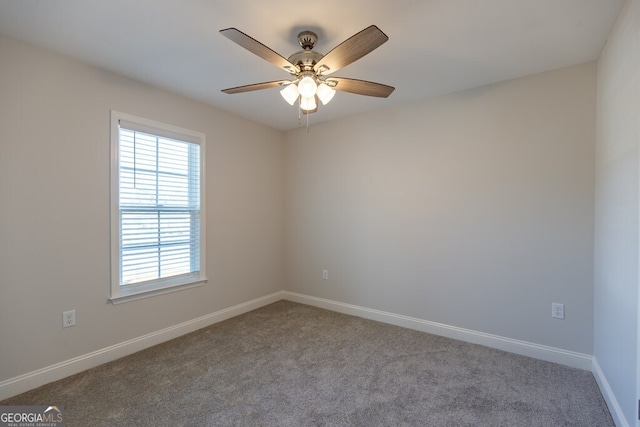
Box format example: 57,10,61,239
0,291,285,401
592,357,630,427
283,291,593,370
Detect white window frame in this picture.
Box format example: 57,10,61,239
109,110,206,304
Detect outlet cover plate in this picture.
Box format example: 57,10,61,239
63,310,76,328
551,303,564,319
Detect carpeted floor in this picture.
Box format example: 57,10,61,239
1,301,613,426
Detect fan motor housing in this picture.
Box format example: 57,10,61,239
287,50,324,72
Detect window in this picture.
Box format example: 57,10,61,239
110,111,206,303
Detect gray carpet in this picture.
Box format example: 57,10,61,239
2,301,613,426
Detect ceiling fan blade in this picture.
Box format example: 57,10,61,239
314,25,389,76
220,28,299,74
327,77,395,98
221,80,287,94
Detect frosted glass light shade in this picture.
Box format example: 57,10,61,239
317,83,335,105
280,84,299,105
298,76,317,98
300,96,317,111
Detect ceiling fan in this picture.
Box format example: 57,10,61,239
220,25,395,115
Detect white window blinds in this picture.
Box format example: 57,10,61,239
118,125,200,285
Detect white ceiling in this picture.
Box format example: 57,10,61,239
0,0,624,131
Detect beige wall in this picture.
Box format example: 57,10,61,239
285,63,596,354
594,0,640,425
0,35,285,382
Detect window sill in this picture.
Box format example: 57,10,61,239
109,277,207,305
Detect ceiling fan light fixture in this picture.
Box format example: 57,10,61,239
317,83,336,105
220,26,395,123
280,83,299,105
300,95,317,111
297,75,317,98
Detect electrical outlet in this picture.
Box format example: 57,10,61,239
322,269,329,280
63,310,76,328
551,303,564,319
